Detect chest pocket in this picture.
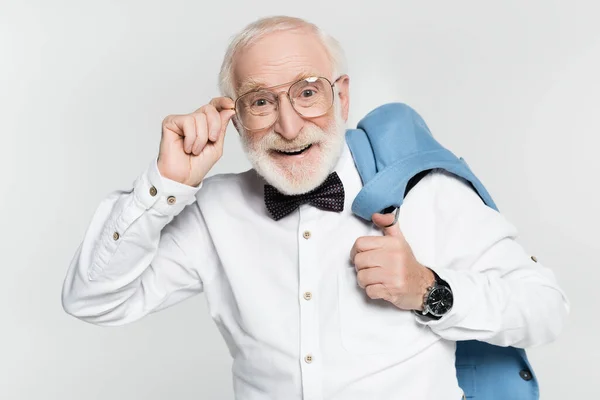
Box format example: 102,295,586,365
337,260,435,356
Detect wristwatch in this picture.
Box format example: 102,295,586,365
418,269,454,319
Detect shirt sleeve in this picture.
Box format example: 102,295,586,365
413,169,570,348
61,159,219,326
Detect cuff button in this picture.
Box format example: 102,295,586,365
113,232,120,241
167,196,176,205
531,256,538,262
149,186,157,196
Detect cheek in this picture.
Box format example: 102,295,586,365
242,131,266,149
310,115,335,133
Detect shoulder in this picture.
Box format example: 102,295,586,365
419,169,517,238
404,168,481,204
429,168,487,207
405,168,496,219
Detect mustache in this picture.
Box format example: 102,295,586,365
252,125,326,152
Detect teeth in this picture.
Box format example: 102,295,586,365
279,144,311,154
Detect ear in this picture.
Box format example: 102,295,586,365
336,74,350,122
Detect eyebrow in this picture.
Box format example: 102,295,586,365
236,71,323,96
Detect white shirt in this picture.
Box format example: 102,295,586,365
61,142,569,400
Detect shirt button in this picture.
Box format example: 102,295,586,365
149,186,157,196
303,230,311,239
112,232,120,241
167,196,176,205
303,291,312,301
304,354,313,364
531,256,538,262
519,369,533,381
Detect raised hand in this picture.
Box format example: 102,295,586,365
157,97,236,187
350,212,435,311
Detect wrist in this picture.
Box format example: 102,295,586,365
415,266,436,312
157,158,202,188
415,267,454,319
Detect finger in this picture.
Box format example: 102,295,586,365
163,115,183,137
365,283,388,300
209,97,235,139
353,249,388,271
181,116,197,154
202,110,234,156
214,109,232,151
372,212,403,238
350,236,392,260
192,113,208,155
200,105,221,142
209,109,235,154
357,267,386,289
209,96,235,112
217,107,235,138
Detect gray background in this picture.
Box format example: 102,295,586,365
1,0,598,398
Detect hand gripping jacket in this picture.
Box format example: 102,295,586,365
345,103,538,399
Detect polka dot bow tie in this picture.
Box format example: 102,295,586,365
264,172,345,221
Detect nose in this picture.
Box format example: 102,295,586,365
273,93,304,140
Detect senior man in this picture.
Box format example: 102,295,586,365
62,16,568,399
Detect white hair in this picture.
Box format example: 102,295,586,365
218,16,347,99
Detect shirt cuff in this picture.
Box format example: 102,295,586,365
133,158,203,216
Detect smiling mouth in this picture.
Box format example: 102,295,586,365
274,144,313,156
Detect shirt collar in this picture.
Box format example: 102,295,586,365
332,139,363,217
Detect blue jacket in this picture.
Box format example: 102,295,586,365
345,103,539,399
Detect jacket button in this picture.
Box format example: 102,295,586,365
519,369,533,381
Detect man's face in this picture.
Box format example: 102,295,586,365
233,28,350,195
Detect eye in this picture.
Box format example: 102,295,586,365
301,89,316,98
253,98,269,107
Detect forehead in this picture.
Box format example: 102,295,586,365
233,28,333,94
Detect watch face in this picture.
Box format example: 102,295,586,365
427,286,453,316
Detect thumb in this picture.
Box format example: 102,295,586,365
372,212,402,237
210,96,236,137
213,109,235,148
210,96,235,112
219,109,236,132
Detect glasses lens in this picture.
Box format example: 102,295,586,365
289,77,333,117
236,90,278,131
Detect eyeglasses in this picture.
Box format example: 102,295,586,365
231,76,342,131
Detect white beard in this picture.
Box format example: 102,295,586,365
240,97,347,195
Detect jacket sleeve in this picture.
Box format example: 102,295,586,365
61,159,219,327
413,169,569,348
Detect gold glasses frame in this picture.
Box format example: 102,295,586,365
228,75,344,131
